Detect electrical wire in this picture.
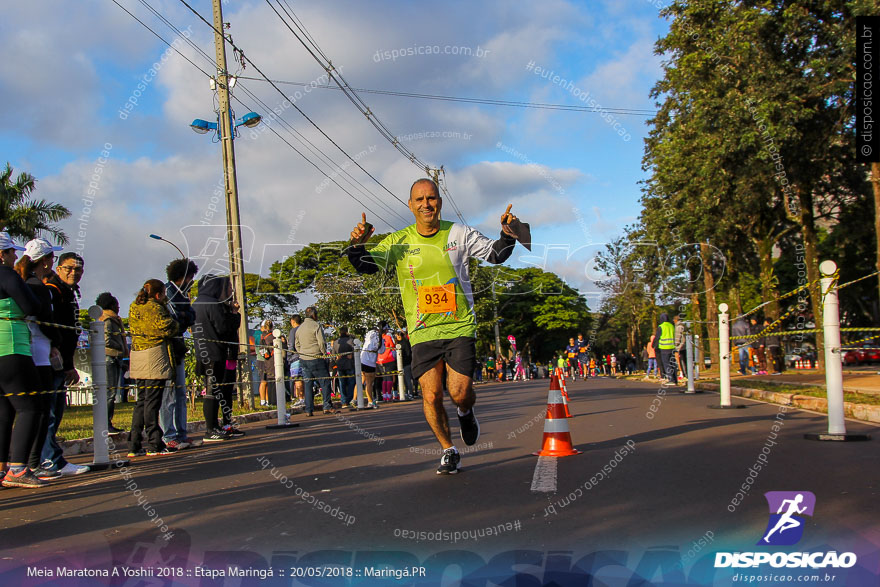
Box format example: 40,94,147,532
134,0,407,225
233,77,658,116
177,0,410,213
109,0,403,231
108,0,213,79
265,0,468,223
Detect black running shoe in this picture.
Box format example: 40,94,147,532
203,429,230,442
222,425,245,438
458,409,480,446
436,448,461,475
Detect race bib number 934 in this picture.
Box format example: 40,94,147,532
419,284,456,314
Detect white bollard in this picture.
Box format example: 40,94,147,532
88,305,113,469
685,330,696,393
354,338,365,409
805,261,870,441
710,303,743,409
396,343,406,401
266,329,298,429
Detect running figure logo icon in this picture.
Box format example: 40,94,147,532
758,491,816,546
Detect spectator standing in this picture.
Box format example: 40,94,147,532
764,319,783,374
485,356,496,381
288,315,306,409
161,258,198,450
749,318,762,375
127,280,179,456
39,252,89,476
295,306,338,415
674,315,686,381
332,326,357,408
394,330,415,398
256,320,275,407
191,275,241,441
376,325,396,401
513,352,527,381
15,239,64,481
359,324,383,408
0,233,48,487
646,334,657,377
95,292,127,433
730,318,751,375
653,313,677,386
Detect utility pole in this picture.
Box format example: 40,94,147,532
212,0,252,406
492,275,502,360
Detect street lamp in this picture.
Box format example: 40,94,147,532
190,3,261,407
189,111,262,136
149,233,185,258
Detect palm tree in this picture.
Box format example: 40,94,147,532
0,162,71,245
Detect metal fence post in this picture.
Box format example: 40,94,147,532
87,305,114,470
805,261,870,441
685,330,696,394
710,303,743,409
396,343,406,401
266,329,298,430
354,339,365,410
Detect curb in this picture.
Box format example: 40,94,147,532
696,383,880,424
60,409,289,457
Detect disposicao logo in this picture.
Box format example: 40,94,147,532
715,491,857,570
759,491,815,546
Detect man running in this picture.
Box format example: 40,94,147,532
565,337,579,380
576,333,590,379
347,178,519,475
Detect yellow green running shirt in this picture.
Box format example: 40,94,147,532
349,220,515,346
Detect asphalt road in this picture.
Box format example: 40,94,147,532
1,376,878,586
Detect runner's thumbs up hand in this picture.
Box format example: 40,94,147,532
500,204,518,238
350,212,375,245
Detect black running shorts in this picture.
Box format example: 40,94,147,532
411,337,477,381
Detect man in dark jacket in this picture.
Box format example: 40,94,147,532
192,274,241,441
160,258,198,449
40,252,90,475
730,318,752,375
331,326,356,408
763,319,784,374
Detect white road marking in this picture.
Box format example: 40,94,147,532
530,456,557,493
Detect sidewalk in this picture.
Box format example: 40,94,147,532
732,370,880,396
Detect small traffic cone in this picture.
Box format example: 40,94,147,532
555,368,573,418
794,359,801,370
533,375,581,457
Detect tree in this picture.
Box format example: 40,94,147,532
472,264,592,361
0,163,71,244
642,0,875,367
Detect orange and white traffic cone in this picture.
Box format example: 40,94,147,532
555,368,573,418
533,375,581,457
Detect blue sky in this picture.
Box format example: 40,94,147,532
0,0,670,314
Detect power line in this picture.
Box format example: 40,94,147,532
108,0,213,78
265,0,468,224
233,76,658,116
108,0,403,231
176,0,410,214
134,0,408,226
233,82,410,226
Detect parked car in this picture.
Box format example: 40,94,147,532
844,344,880,365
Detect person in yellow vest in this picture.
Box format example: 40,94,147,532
652,313,677,387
